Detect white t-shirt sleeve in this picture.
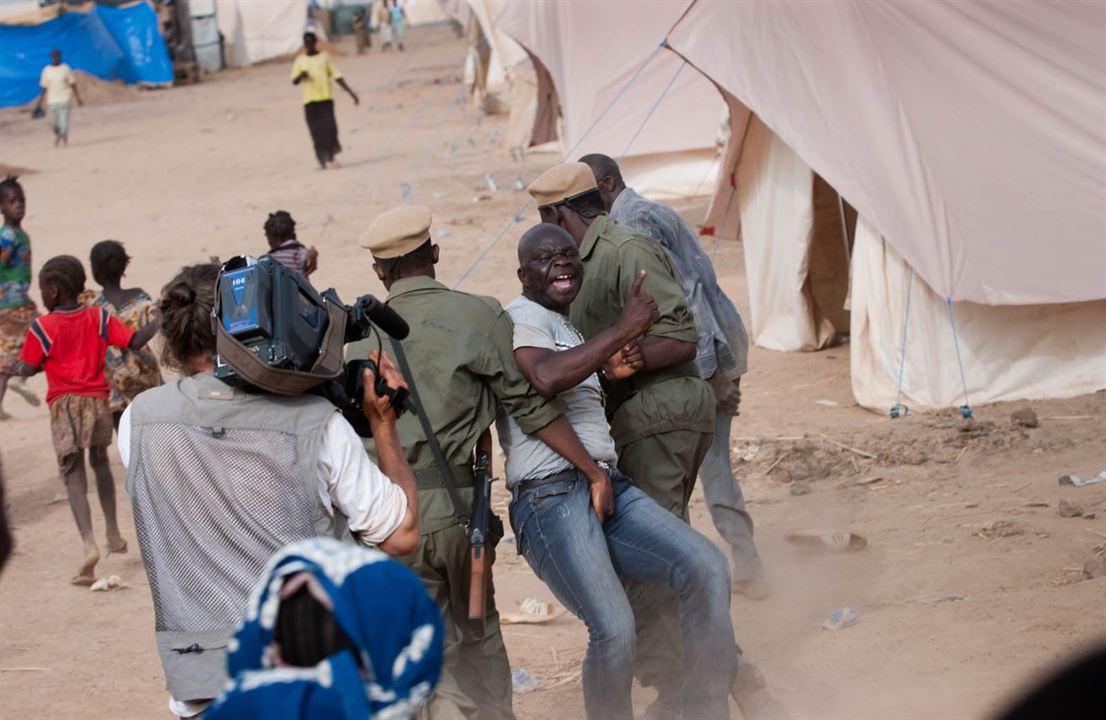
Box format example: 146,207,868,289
507,299,557,351
117,405,133,468
316,413,409,546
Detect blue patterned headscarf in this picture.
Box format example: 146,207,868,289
206,537,443,720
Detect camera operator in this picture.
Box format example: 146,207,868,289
116,263,419,719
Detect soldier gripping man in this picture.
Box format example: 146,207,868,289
349,205,609,720
526,163,773,719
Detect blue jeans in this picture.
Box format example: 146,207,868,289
510,468,737,720
699,409,763,581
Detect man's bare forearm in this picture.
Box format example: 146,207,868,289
638,335,695,372
519,323,637,397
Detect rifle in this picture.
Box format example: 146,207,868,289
468,449,492,629
390,337,496,628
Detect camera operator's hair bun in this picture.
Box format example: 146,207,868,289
165,283,196,306
158,264,220,373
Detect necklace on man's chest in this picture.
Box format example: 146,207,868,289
556,313,585,346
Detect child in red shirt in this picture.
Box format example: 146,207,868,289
2,255,158,585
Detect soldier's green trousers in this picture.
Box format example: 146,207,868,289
402,521,516,720
618,428,715,701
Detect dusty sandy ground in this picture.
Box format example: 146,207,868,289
2,25,1104,720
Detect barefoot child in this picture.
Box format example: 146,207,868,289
89,240,163,428
263,210,318,278
4,255,158,584
0,176,42,417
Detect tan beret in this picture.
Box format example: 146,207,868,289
360,205,433,257
527,162,598,208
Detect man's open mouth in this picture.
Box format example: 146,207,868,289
550,273,575,291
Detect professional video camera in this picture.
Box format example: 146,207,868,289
212,255,412,436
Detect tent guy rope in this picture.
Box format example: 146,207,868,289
946,297,973,419
618,58,688,161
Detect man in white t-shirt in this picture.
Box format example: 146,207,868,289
34,49,83,146
497,223,789,720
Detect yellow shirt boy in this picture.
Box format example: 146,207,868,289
290,51,342,104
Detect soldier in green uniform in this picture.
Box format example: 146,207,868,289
527,163,716,718
350,205,616,720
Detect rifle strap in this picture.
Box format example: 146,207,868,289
389,336,472,525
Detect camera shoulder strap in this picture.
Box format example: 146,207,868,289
389,336,472,526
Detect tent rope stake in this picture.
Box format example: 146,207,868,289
946,297,973,419
453,38,670,290
890,267,914,419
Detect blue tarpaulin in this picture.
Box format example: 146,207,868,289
0,2,173,108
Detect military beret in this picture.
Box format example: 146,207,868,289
527,162,598,208
360,205,433,257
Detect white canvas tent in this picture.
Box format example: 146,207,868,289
709,105,852,352
491,0,1106,411
216,0,308,69
496,0,724,198
462,1,528,113
665,0,1106,410
402,0,450,26
849,218,1106,410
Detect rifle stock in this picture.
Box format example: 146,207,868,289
468,544,487,623
468,450,492,624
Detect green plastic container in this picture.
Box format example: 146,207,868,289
332,4,373,36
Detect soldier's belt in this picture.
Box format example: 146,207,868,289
413,464,476,491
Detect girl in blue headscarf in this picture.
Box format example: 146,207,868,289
206,537,443,720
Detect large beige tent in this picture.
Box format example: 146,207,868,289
665,0,1106,410
495,0,724,198
490,0,1106,411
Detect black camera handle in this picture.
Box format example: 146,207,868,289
389,337,472,527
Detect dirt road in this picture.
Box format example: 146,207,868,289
1,25,1103,720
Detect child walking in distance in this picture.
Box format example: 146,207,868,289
0,176,41,417
263,210,318,278
3,255,158,584
89,240,163,428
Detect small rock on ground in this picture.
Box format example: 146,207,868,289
1057,498,1086,518
1010,407,1040,429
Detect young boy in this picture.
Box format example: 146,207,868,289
3,255,158,584
263,210,318,278
0,176,42,417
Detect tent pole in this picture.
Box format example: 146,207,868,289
836,190,852,264
711,185,738,258
890,267,914,419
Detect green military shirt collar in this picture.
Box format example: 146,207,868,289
578,214,614,260
387,274,446,300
